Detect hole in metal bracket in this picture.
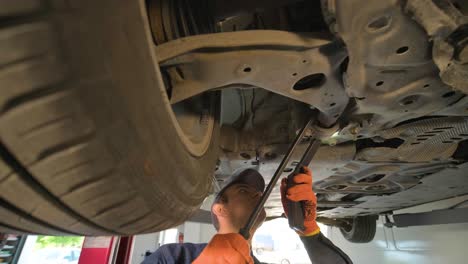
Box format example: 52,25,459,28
396,46,409,54
293,73,326,90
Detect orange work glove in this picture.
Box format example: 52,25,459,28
280,166,320,236
193,233,254,264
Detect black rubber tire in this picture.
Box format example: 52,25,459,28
339,216,377,243
0,0,219,235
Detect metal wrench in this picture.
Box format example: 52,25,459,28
239,116,320,239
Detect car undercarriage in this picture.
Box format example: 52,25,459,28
150,0,468,225
1,0,467,238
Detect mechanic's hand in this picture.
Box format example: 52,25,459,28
280,166,320,236
192,233,254,264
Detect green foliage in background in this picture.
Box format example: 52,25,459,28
35,236,84,249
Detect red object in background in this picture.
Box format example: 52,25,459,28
115,236,134,264
78,236,134,264
78,237,114,264
178,232,184,243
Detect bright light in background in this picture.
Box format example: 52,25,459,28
160,228,178,244
253,218,327,264
17,235,84,264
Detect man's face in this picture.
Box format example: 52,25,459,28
222,183,266,231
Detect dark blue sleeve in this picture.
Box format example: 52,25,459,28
141,247,168,264
141,243,207,264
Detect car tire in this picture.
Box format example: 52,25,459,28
0,0,219,235
339,215,377,243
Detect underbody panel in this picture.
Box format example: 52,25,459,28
150,0,468,222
